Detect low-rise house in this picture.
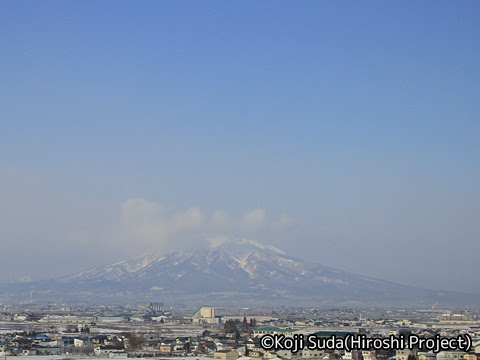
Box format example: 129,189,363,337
159,343,175,353
437,352,465,360
246,337,261,350
60,336,75,346
109,352,128,358
38,339,62,347
0,313,13,321
74,337,91,347
232,344,247,357
174,341,187,352
253,327,299,338
473,340,480,354
362,350,377,360
275,349,293,359
11,337,33,350
396,348,419,360
92,335,110,345
238,357,253,360
34,334,51,343
303,348,326,358
35,346,61,355
94,345,126,356
463,354,478,360
418,352,437,360
249,350,267,360
214,349,241,360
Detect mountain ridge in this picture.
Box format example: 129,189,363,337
1,239,479,308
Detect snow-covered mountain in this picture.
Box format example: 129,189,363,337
2,239,479,307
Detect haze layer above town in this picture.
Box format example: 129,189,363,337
1,1,479,296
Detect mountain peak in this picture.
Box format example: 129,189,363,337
208,238,287,255
3,240,479,308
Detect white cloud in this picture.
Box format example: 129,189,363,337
115,199,294,253
271,213,296,231
172,207,205,231
211,210,230,230
242,209,267,231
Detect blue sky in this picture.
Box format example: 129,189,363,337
1,1,479,293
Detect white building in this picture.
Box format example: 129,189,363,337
192,306,220,324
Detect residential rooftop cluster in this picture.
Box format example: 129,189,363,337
0,303,479,360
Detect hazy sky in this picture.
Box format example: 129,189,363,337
1,1,479,294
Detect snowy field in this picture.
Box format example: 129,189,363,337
0,322,209,338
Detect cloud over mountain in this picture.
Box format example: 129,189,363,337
116,198,296,252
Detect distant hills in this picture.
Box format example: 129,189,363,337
1,239,479,308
